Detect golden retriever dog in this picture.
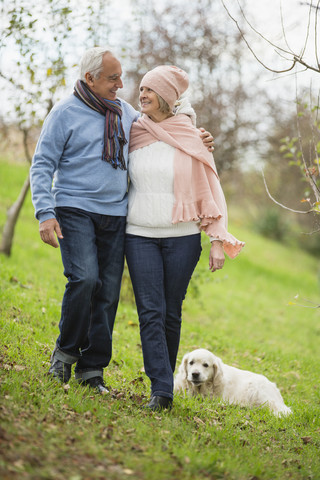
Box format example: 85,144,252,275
174,349,292,416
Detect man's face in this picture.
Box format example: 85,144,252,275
85,53,123,100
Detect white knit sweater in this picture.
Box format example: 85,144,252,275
126,141,200,238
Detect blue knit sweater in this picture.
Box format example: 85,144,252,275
30,94,139,223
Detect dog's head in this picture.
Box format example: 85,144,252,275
179,349,223,388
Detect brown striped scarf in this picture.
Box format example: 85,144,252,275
74,79,127,170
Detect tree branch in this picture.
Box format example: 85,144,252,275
22,128,32,165
221,0,297,73
299,0,313,61
300,1,320,10
301,226,320,234
221,0,320,74
293,55,320,73
261,169,314,214
280,0,294,54
0,71,36,98
315,0,320,68
236,0,294,57
290,295,320,308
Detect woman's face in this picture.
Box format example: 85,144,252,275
139,87,160,116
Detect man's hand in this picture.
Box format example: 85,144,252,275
39,218,63,248
199,127,214,152
209,241,225,272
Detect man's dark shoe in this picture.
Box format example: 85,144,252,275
81,376,109,395
146,395,173,411
48,358,71,383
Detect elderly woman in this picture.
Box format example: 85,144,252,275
125,66,244,411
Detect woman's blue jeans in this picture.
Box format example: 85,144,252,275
54,207,126,380
125,233,201,399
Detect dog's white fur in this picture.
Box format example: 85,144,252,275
174,349,292,416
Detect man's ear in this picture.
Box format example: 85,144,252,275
85,72,94,87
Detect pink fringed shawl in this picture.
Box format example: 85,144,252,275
129,114,244,258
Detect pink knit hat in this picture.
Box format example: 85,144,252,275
140,65,189,110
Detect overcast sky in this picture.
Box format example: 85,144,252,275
1,0,318,118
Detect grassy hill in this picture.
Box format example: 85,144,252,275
1,157,320,480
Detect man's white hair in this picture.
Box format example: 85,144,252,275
79,47,113,82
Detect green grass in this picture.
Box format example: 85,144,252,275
1,156,320,480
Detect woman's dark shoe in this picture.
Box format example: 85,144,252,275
146,395,173,411
81,376,109,395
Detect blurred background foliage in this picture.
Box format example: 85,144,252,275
0,0,319,257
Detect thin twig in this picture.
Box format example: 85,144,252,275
301,226,320,234
292,303,320,308
237,0,319,72
296,89,320,203
308,83,320,178
220,0,297,73
280,0,294,54
299,0,313,59
291,296,320,308
221,0,320,74
261,169,314,214
293,55,320,72
315,0,320,68
275,49,298,62
299,0,320,8
265,67,308,81
236,0,293,56
0,71,36,97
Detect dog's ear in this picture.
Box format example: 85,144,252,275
181,352,189,379
174,352,190,393
211,355,223,387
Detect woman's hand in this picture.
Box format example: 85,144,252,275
199,127,214,152
209,241,225,272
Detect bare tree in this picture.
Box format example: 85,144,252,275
220,0,320,231
122,0,266,173
220,0,320,74
263,97,320,223
0,129,32,256
0,0,75,255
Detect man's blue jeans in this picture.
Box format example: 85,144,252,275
54,207,126,381
125,233,202,399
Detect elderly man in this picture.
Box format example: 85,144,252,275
30,47,213,394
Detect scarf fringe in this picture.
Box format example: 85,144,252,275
172,199,222,224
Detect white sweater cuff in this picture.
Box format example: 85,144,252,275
210,237,223,243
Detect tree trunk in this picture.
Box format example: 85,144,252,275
0,173,30,256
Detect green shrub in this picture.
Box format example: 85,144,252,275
254,208,290,241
